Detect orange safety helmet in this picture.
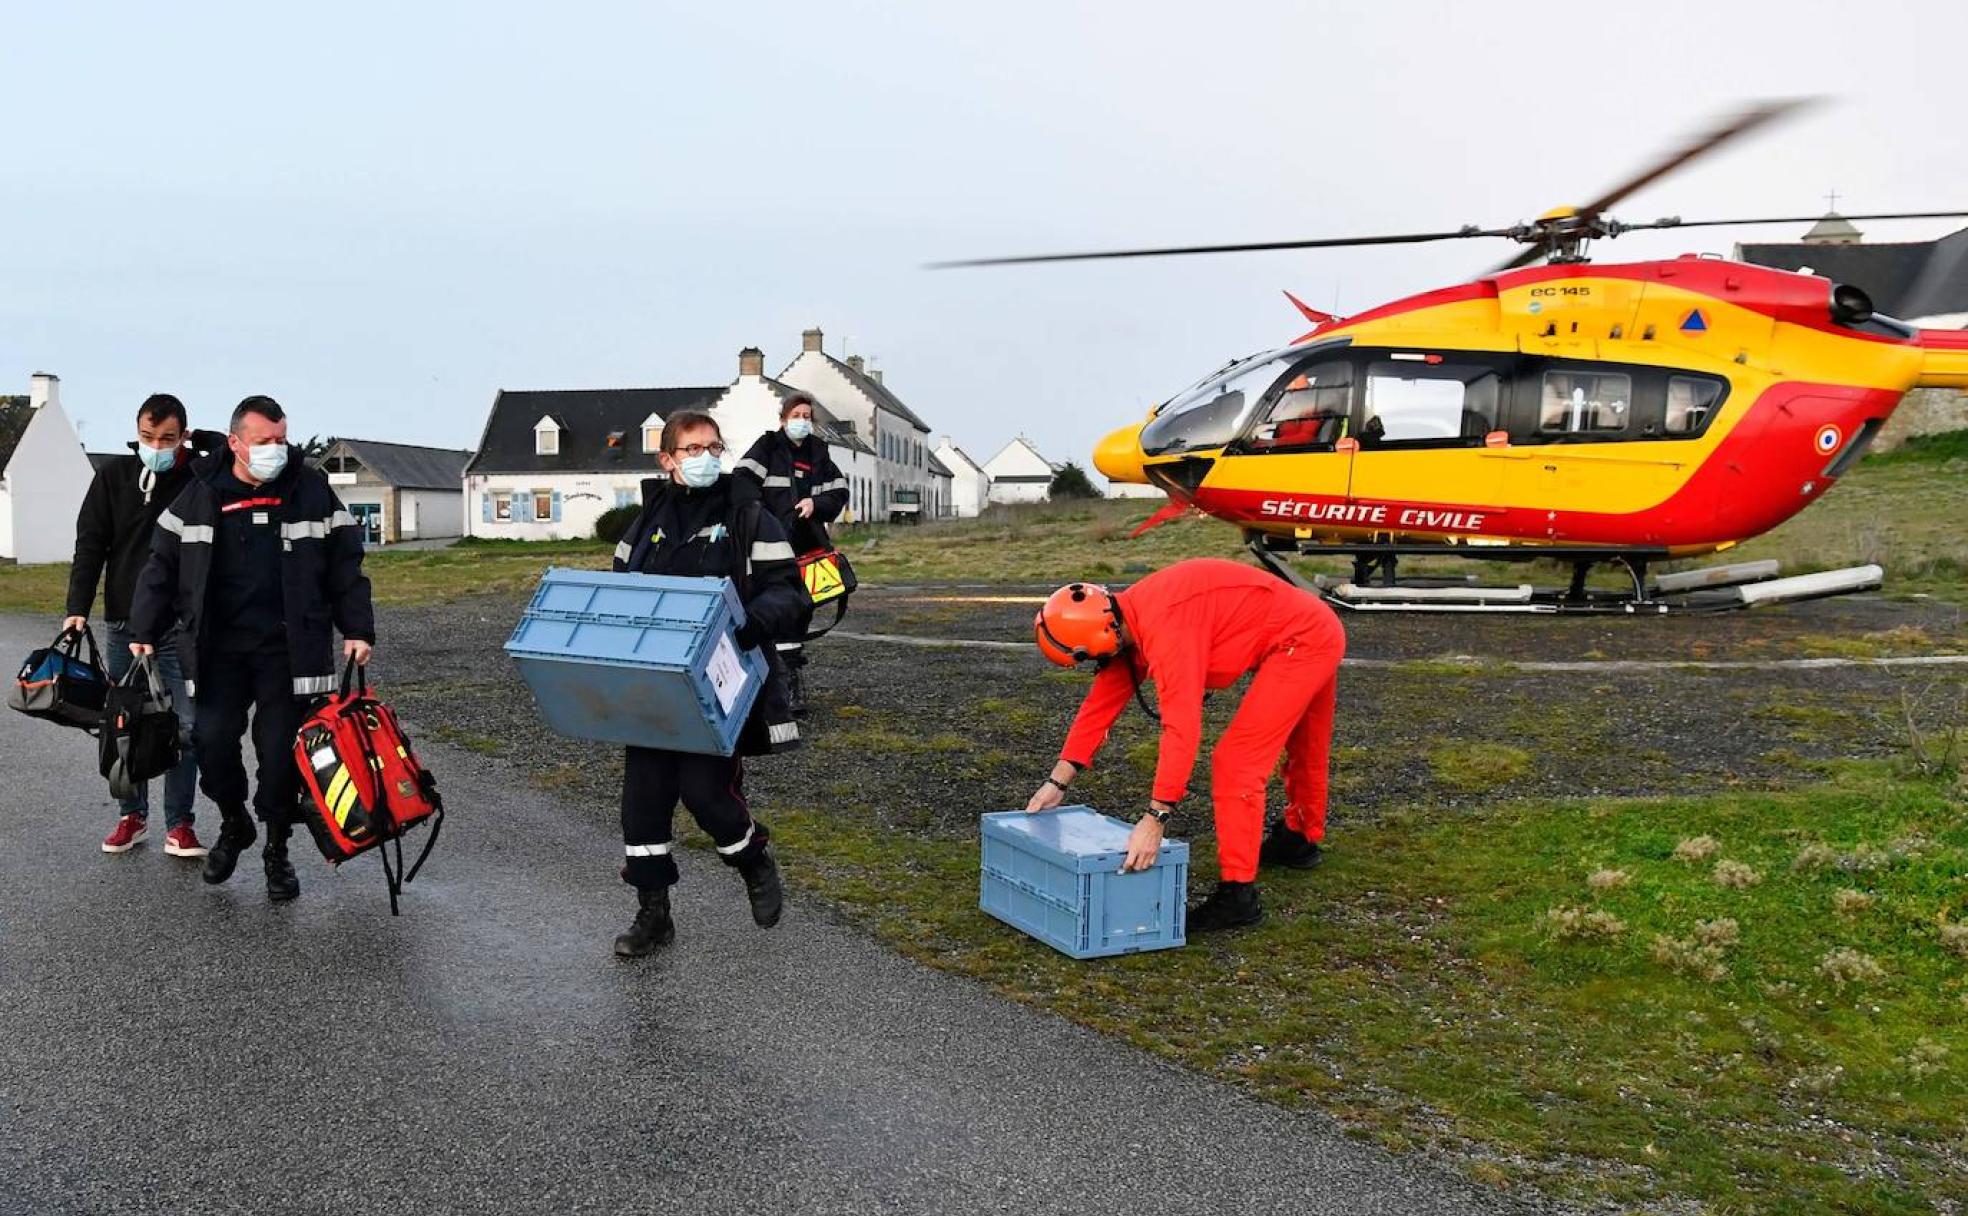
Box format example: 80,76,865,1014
1034,582,1124,667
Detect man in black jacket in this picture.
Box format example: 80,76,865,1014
65,394,214,858
608,410,810,957
130,396,376,902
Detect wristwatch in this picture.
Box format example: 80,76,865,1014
1144,803,1173,826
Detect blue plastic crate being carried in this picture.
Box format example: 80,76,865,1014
980,807,1188,959
505,568,767,756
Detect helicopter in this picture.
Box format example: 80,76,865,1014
941,102,1968,613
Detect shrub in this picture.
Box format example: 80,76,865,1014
1939,922,1968,959
1672,836,1721,863
1652,931,1730,982
1545,906,1626,941
593,504,640,543
1832,889,1876,917
1816,948,1886,986
1712,860,1762,889
1586,868,1630,891
1048,461,1100,500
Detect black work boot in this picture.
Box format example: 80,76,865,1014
1188,880,1265,933
263,823,300,903
614,886,676,957
202,809,257,886
1259,822,1326,871
739,849,784,929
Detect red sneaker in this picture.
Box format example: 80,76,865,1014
164,824,209,859
102,814,148,853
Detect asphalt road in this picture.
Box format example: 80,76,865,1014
0,614,1547,1216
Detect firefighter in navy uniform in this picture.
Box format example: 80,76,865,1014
609,410,811,957
732,391,848,716
129,396,375,903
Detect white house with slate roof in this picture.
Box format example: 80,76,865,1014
778,328,941,522
983,436,1060,506
0,373,93,564
312,438,475,544
932,438,991,518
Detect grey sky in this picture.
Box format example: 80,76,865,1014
6,1,1966,470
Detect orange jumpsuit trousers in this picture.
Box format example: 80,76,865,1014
1059,558,1346,882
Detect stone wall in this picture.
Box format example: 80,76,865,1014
1877,389,1968,451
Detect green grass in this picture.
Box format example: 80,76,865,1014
782,762,1968,1212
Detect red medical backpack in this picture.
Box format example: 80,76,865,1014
293,659,444,914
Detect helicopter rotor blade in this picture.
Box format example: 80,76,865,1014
1621,209,1968,233
927,227,1515,269
1573,98,1819,219
1487,246,1547,275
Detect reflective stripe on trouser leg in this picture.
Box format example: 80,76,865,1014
678,755,769,866
621,746,685,888
1208,639,1343,882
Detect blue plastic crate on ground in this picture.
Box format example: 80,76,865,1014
980,807,1188,959
505,568,767,756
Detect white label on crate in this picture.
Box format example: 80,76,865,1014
707,633,749,715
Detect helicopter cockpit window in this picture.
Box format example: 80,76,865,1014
1361,358,1501,446
1664,376,1723,436
1139,346,1322,457
1246,361,1354,452
1538,370,1631,435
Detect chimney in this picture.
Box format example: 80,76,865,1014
738,346,764,378
869,369,884,385
801,327,824,353
846,355,865,374
28,371,59,411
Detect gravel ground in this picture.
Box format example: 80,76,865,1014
0,613,1547,1216
369,588,1964,849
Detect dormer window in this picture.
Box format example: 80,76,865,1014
535,416,562,456
641,413,664,454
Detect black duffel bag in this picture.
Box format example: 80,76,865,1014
8,626,109,732
99,655,182,800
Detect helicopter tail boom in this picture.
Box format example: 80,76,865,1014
1915,329,1968,390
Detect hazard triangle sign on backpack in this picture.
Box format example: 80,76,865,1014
293,657,444,914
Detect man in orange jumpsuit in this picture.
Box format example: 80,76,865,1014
1026,558,1346,931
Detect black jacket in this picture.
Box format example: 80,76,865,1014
613,474,810,754
129,445,376,698
65,430,226,623
733,430,849,551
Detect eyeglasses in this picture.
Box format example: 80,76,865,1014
672,441,726,458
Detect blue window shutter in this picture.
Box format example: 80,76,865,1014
516,493,533,523
481,493,494,523
551,490,564,521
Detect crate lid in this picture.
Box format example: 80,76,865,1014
518,567,746,626
981,807,1189,872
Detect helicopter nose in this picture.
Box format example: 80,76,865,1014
1093,422,1149,484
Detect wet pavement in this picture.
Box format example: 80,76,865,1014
0,614,1546,1216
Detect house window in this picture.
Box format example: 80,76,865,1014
1538,370,1631,436
643,425,661,453
533,489,554,520
615,487,637,508
536,428,559,456
493,493,513,522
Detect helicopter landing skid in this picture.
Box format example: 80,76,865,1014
1245,539,1883,615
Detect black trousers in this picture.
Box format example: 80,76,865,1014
194,647,305,827
620,746,768,889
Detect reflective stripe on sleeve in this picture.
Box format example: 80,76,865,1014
292,674,338,696
157,511,215,544
280,512,356,541
736,459,768,478
613,541,632,562
750,540,795,563
762,476,793,488
625,842,673,857
768,722,800,745
714,826,757,855
810,478,846,494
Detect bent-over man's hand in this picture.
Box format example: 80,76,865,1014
344,639,373,666
1121,814,1165,872
1025,781,1065,814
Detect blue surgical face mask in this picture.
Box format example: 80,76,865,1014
137,440,179,474
247,443,288,482
785,418,813,442
677,452,722,488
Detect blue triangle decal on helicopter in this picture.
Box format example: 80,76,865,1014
1680,309,1709,333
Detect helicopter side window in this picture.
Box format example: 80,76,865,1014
1246,361,1354,452
1664,376,1723,436
1538,370,1631,436
1361,358,1501,447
